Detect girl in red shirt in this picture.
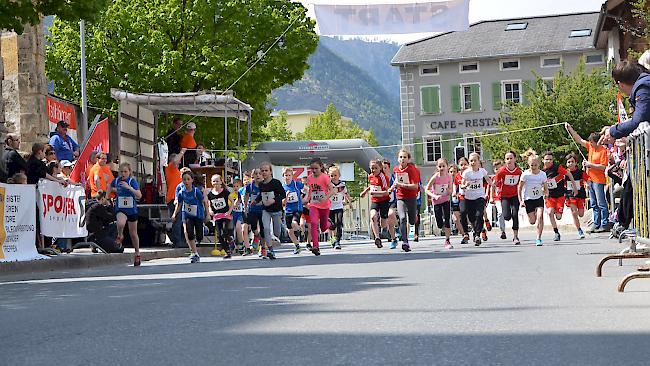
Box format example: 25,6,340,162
305,158,334,256
391,149,421,252
494,151,523,245
360,159,393,248
454,157,471,244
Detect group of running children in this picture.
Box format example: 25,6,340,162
169,147,591,263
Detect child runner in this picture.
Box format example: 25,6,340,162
493,151,523,245
461,152,494,246
306,158,334,256
360,159,391,248
244,169,265,257
207,174,233,259
300,175,312,249
518,152,549,246
542,151,579,241
425,158,453,249
172,171,209,263
449,164,465,239
382,159,399,249
565,152,589,239
489,159,506,240
392,149,421,252
328,165,351,250
111,162,142,266
454,157,471,244
258,162,286,260
282,167,304,254
414,181,423,242
230,177,251,255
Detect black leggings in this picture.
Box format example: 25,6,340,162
458,199,470,233
214,218,232,250
500,196,520,230
184,217,204,243
329,209,344,241
414,205,421,236
465,198,486,237
618,179,633,229
397,198,418,242
434,201,451,229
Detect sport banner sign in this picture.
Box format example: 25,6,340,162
37,179,88,238
0,183,40,262
70,117,110,187
313,0,470,35
47,95,78,142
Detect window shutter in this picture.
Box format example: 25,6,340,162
413,138,424,165
421,87,440,114
470,84,481,112
431,86,440,114
451,85,461,112
492,82,502,110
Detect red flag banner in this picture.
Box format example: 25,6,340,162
70,118,109,186
46,96,78,142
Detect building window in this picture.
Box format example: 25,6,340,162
541,56,561,68
459,62,479,73
459,83,480,112
570,29,592,37
542,78,554,94
500,59,520,71
505,22,528,31
585,53,604,64
465,135,482,155
502,81,521,104
420,65,439,76
462,85,472,110
424,136,443,164
420,85,441,115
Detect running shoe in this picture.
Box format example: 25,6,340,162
444,240,453,249
513,238,521,245
311,247,321,256
535,239,543,246
390,239,398,249
553,232,561,241
134,254,141,267
577,228,585,239
190,253,201,263
401,243,411,252
260,247,267,259
481,230,488,242
374,238,383,248
334,241,342,250
267,248,276,260
243,247,253,256
306,243,313,250
474,236,481,246
484,219,492,231
224,252,232,259
293,244,301,254
414,235,419,242
460,234,469,244
500,231,507,240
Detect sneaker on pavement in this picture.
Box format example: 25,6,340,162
306,243,313,250
311,247,321,256
553,232,561,241
577,229,585,239
334,241,342,250
190,253,200,263
267,248,276,260
390,239,398,249
223,252,232,259
460,234,469,245
481,230,488,242
513,238,521,245
536,239,543,246
374,238,383,248
401,243,411,252
474,236,481,246
444,240,453,250
293,245,301,254
500,231,507,240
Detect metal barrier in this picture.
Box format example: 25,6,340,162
598,122,650,291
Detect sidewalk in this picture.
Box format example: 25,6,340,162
0,247,188,276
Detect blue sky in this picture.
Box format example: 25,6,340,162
300,0,606,43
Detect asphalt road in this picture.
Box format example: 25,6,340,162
1,230,649,366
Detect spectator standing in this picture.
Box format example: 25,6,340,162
44,144,57,163
165,149,186,247
4,133,27,178
26,143,66,185
165,118,183,156
49,121,80,162
89,152,114,198
180,122,198,167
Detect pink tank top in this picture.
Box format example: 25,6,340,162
430,174,451,205
307,172,331,210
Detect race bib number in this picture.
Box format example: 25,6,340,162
286,191,299,204
311,191,326,202
504,175,519,186
261,191,275,202
184,204,198,216
249,193,259,204
395,172,410,185
566,183,573,191
211,198,226,210
434,184,447,195
466,180,482,192
546,179,558,190
530,185,543,200
370,185,382,192
233,200,244,212
332,193,343,203
118,196,134,209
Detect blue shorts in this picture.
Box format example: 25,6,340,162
232,212,244,224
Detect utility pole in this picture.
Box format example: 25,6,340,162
79,20,88,140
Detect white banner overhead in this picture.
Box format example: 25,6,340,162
37,179,88,239
313,0,470,36
0,183,42,262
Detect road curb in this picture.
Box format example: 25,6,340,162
0,248,188,276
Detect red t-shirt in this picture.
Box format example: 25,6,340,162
494,166,523,199
368,172,390,203
393,164,421,199
454,172,464,200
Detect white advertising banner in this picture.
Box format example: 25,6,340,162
0,183,41,262
272,163,355,181
37,179,88,238
313,0,470,36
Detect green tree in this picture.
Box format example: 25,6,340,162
482,60,617,163
0,0,106,34
297,103,378,198
45,0,318,147
264,111,294,141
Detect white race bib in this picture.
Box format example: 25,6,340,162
311,191,326,202
184,204,198,216
118,196,134,209
529,185,543,200
211,198,226,210
332,193,343,203
261,191,275,202
546,179,558,190
566,183,573,191
504,175,519,186
434,184,447,195
286,191,299,204
466,180,483,192
395,172,410,185
370,184,382,192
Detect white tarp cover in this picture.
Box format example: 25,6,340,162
0,183,42,262
37,179,88,238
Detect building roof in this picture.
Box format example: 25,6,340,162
391,12,601,65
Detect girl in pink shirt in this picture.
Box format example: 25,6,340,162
306,158,334,256
425,158,453,249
